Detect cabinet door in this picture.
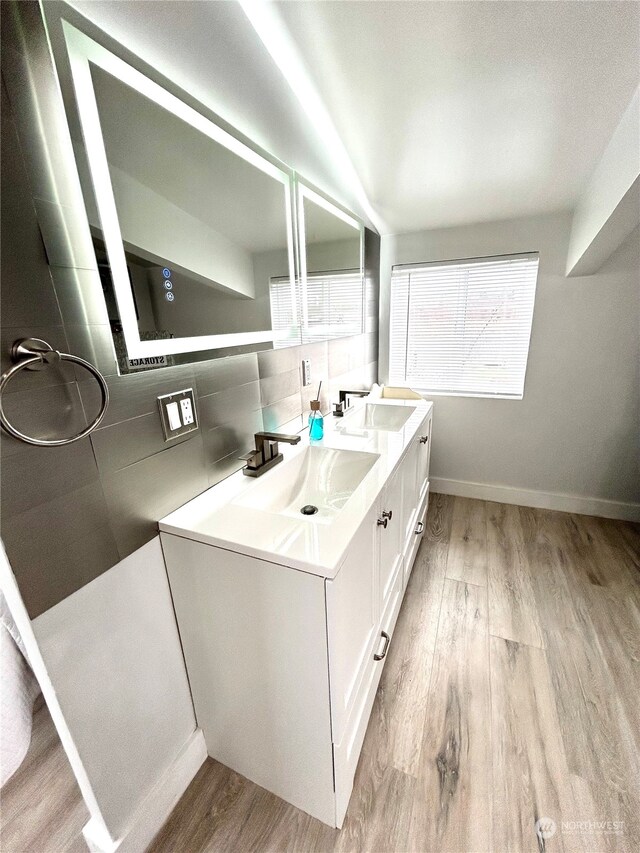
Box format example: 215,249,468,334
401,439,420,546
416,413,432,503
377,465,403,610
325,505,378,745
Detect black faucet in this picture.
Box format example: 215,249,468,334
333,389,369,417
240,431,301,477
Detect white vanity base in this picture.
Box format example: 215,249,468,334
162,488,428,828
161,401,433,827
162,535,336,824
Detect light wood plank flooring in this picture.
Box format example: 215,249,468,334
0,696,88,853
2,495,638,853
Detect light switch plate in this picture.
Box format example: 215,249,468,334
166,401,181,431
157,388,199,441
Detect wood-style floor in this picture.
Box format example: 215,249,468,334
3,496,639,853
0,695,88,853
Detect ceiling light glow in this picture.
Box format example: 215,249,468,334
239,0,386,234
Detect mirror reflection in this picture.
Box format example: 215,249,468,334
295,187,364,345
82,64,298,370
63,26,367,372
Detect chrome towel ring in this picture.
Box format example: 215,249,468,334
0,338,109,447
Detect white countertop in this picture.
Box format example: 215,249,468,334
159,395,432,578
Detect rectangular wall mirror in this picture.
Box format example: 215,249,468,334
50,18,367,373
62,23,299,371
295,183,364,345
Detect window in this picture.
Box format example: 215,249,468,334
389,253,539,398
270,269,364,346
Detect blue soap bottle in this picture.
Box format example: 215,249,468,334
308,399,324,441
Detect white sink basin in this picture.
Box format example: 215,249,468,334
339,403,415,432
233,446,379,522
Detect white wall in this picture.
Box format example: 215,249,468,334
31,538,204,845
111,167,256,298
146,264,270,338
306,237,361,272
567,87,640,276
380,212,640,517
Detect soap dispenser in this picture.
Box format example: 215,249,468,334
308,399,324,441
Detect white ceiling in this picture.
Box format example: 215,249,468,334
276,0,640,233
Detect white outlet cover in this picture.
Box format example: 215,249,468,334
180,398,194,425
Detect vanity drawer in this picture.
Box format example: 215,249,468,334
333,643,381,827
326,506,379,747
403,483,429,588
333,562,403,827
380,553,404,644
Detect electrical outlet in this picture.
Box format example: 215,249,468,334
157,388,199,441
180,397,194,425
302,359,312,387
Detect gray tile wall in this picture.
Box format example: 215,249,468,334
0,2,379,618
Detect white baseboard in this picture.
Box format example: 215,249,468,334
83,729,207,853
430,477,640,522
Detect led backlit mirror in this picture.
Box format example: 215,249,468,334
296,184,364,345
62,24,299,371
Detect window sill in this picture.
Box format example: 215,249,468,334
401,388,523,401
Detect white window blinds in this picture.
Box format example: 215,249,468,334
270,269,363,346
269,276,300,348
389,253,539,398
303,269,364,342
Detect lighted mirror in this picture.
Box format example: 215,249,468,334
294,183,364,345
62,23,299,371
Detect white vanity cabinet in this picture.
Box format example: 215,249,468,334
160,402,433,828
161,534,337,823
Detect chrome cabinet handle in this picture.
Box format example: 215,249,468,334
381,509,392,520
377,517,388,528
374,631,391,661
419,435,429,444
415,521,424,535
